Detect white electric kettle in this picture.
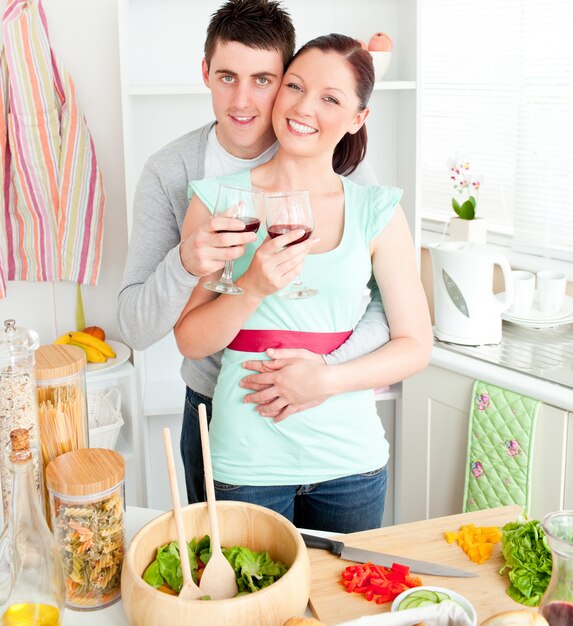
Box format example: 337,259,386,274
430,242,514,346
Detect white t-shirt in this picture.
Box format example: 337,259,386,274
204,125,278,177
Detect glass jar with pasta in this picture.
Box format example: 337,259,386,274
45,448,125,610
35,344,89,519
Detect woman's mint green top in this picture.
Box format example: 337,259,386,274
188,170,402,486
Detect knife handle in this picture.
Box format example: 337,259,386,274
301,533,344,556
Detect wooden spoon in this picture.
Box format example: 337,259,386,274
197,403,239,599
162,427,203,600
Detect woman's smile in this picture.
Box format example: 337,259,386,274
287,118,318,135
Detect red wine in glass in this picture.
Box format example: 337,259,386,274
541,601,573,626
205,185,265,295
217,216,261,234
267,223,312,245
265,190,318,299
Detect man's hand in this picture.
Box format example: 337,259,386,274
240,348,331,423
179,216,257,277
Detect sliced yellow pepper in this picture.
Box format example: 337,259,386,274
443,523,502,563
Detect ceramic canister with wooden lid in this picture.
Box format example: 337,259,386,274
35,344,89,517
46,448,125,610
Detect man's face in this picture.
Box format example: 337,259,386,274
203,41,284,159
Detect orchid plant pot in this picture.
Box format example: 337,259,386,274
449,216,487,244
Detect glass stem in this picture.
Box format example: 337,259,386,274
221,260,234,284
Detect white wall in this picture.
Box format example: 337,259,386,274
0,0,127,344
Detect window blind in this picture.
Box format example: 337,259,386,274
419,0,573,261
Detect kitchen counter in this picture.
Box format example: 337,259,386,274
433,323,573,411
64,505,528,625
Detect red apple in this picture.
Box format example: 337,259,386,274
83,325,106,341
368,32,393,52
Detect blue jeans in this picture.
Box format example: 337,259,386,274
180,387,213,504
214,466,387,533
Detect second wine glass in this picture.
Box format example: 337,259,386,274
204,184,265,295
265,190,318,300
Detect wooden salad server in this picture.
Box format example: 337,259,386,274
197,403,239,600
162,427,203,600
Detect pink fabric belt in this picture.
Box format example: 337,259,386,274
227,329,353,354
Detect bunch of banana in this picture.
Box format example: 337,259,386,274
54,331,116,363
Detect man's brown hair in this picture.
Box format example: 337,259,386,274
204,0,295,70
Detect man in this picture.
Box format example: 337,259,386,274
117,0,389,504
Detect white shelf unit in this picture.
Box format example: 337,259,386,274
85,361,143,507
118,0,419,239
118,0,419,514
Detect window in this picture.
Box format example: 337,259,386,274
419,0,573,262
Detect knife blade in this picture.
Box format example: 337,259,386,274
301,533,477,578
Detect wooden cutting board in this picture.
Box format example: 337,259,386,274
308,505,535,625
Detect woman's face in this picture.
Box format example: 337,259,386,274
272,48,369,160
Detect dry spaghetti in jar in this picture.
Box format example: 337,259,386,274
35,344,89,519
45,448,125,610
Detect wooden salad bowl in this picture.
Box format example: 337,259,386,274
121,501,311,626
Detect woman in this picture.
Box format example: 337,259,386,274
174,34,432,532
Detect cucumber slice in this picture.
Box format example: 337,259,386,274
399,590,425,602
408,590,440,603
402,598,435,609
398,597,420,610
397,590,442,611
434,591,451,602
415,599,441,608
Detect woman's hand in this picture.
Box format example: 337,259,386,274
240,348,331,423
236,231,319,299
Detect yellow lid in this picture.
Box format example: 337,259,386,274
35,344,86,380
45,448,125,496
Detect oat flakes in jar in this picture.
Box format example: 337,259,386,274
0,319,42,523
46,448,125,610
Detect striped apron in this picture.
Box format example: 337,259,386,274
0,0,105,298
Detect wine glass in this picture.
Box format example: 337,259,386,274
204,184,265,295
265,190,318,300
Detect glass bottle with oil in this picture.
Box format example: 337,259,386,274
0,429,65,625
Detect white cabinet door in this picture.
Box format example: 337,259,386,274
397,365,569,523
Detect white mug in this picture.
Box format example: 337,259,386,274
536,270,567,314
510,270,535,315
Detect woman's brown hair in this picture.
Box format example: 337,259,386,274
292,34,375,176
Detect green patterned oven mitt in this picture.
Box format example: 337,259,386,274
463,380,540,513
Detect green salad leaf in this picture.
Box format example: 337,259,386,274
499,516,552,606
223,545,288,593
143,535,287,596
143,539,199,593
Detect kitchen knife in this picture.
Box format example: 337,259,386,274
301,533,477,578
